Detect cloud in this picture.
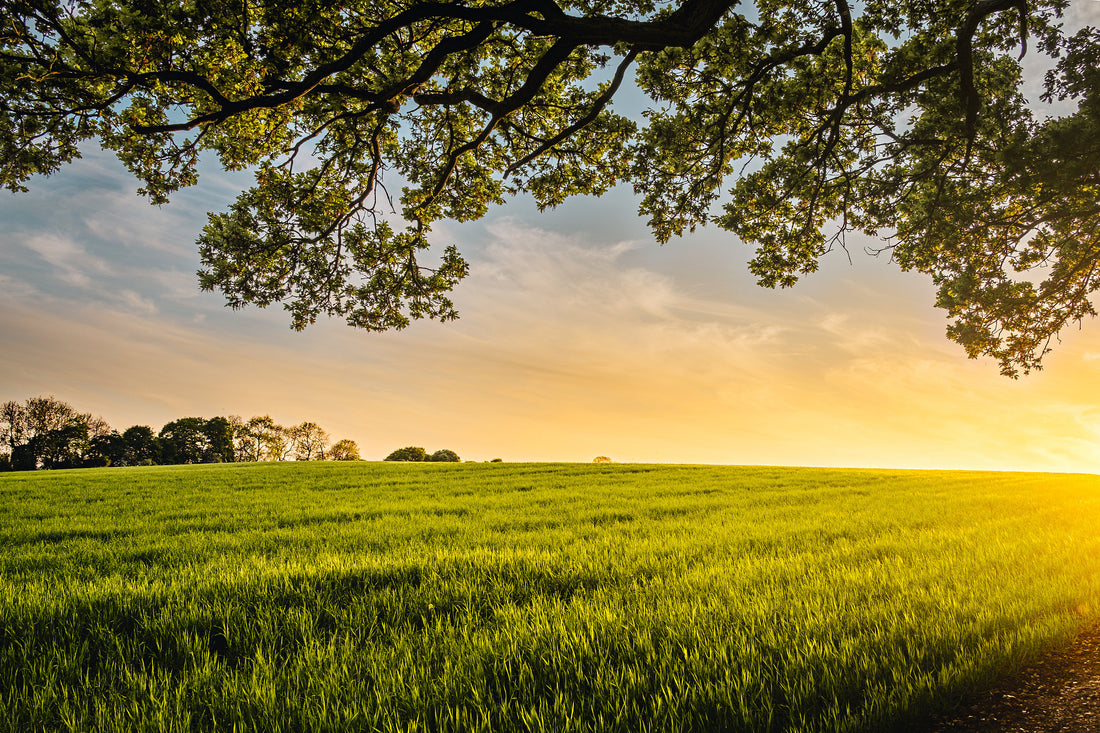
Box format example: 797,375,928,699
460,218,794,355
116,290,159,315
81,192,197,256
18,232,109,288
0,273,37,300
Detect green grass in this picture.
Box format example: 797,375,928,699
2,462,1099,732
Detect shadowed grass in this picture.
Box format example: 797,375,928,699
1,462,1099,732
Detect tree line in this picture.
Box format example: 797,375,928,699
0,396,359,471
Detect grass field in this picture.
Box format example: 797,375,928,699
2,462,1099,732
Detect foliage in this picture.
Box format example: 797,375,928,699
427,448,461,462
1,395,343,470
0,400,25,455
158,417,211,465
121,425,159,466
289,421,330,460
1,1,1097,374
30,420,88,470
0,396,105,470
9,444,36,472
385,446,428,462
0,462,1099,731
204,416,237,463
86,431,126,467
328,439,361,461
593,456,612,463
238,415,283,462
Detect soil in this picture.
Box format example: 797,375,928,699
923,623,1100,732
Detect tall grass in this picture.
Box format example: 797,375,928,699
1,462,1099,732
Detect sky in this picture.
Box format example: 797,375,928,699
3,5,1100,472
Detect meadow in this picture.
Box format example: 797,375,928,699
2,462,1099,732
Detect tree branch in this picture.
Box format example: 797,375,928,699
504,48,638,176
956,0,1030,142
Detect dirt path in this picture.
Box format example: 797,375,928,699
925,623,1100,732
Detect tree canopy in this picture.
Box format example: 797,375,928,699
2,0,1096,375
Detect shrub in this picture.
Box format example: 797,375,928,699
490,458,503,463
385,446,427,462
593,456,612,463
427,449,460,463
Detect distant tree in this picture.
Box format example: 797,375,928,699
10,443,36,471
37,419,90,469
290,421,330,461
490,458,503,463
593,456,612,463
122,425,159,466
158,418,210,465
24,396,82,441
428,449,461,463
328,439,360,461
226,414,249,461
203,416,236,463
85,414,113,440
86,431,126,467
267,423,295,461
0,400,26,456
238,415,284,461
236,415,269,462
385,446,427,462
0,399,338,468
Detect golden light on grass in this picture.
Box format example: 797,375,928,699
2,462,1099,731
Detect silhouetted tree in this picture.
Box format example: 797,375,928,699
122,425,159,466
0,396,341,469
85,414,113,440
0,400,26,456
159,418,210,465
0,396,109,469
24,396,82,441
37,419,90,469
10,443,36,471
203,417,236,463
428,449,461,463
385,446,427,462
87,431,127,467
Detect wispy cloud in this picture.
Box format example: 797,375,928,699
18,232,109,288
116,289,159,315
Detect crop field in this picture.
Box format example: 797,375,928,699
2,462,1100,732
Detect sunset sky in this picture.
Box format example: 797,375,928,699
3,4,1099,472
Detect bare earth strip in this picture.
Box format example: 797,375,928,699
927,623,1100,732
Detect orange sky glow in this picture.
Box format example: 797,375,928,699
3,2,1099,471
